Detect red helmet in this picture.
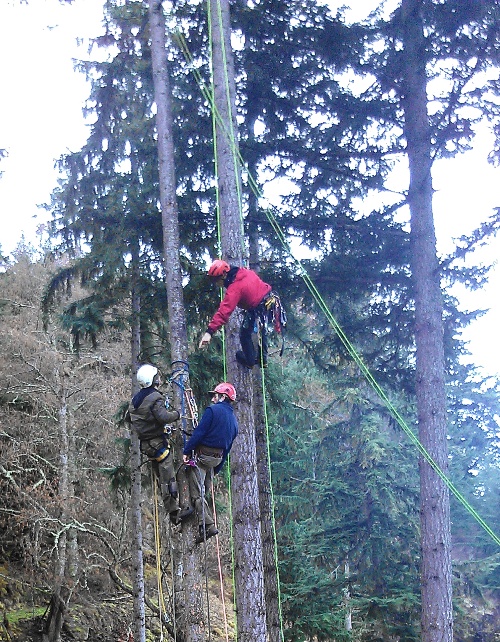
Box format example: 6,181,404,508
209,382,236,401
208,260,230,278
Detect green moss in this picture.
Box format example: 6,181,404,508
4,606,46,624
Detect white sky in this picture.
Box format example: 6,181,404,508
0,0,499,379
0,0,104,251
430,141,500,382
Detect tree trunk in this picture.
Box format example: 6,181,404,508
209,0,243,265
343,559,352,632
67,428,78,582
148,2,206,640
249,216,282,642
130,431,147,642
210,0,267,639
42,586,70,642
44,368,71,642
400,2,453,641
130,267,147,642
253,375,282,642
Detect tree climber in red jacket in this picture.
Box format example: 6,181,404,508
198,260,272,369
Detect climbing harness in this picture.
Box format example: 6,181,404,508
139,431,173,463
261,291,287,356
242,291,287,367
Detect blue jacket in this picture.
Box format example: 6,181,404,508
183,401,238,474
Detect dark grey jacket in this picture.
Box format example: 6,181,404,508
128,387,180,440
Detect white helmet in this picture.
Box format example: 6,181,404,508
137,364,159,388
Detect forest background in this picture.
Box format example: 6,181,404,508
1,0,500,641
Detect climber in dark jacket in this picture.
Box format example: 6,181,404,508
128,364,183,523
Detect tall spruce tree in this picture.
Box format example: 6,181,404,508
400,2,453,637
43,5,174,639
148,1,207,639
354,2,500,639
209,0,268,639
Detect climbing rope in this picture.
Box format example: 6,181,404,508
254,332,286,642
210,483,231,642
152,468,174,642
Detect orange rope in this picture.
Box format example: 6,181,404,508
211,486,231,642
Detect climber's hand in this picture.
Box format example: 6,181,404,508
199,332,212,349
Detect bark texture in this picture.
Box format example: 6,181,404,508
148,2,206,640
210,0,268,639
249,225,282,642
254,375,282,642
130,279,146,642
401,2,453,640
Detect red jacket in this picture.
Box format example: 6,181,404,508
207,268,272,335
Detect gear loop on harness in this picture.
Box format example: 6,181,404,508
245,291,287,363
140,430,173,463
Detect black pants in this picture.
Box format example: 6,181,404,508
240,307,268,366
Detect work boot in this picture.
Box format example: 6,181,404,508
236,350,253,369
169,510,181,526
177,506,194,522
196,524,218,544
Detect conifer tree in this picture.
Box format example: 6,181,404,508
354,2,500,639
148,1,206,639
209,0,268,638
399,3,453,637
